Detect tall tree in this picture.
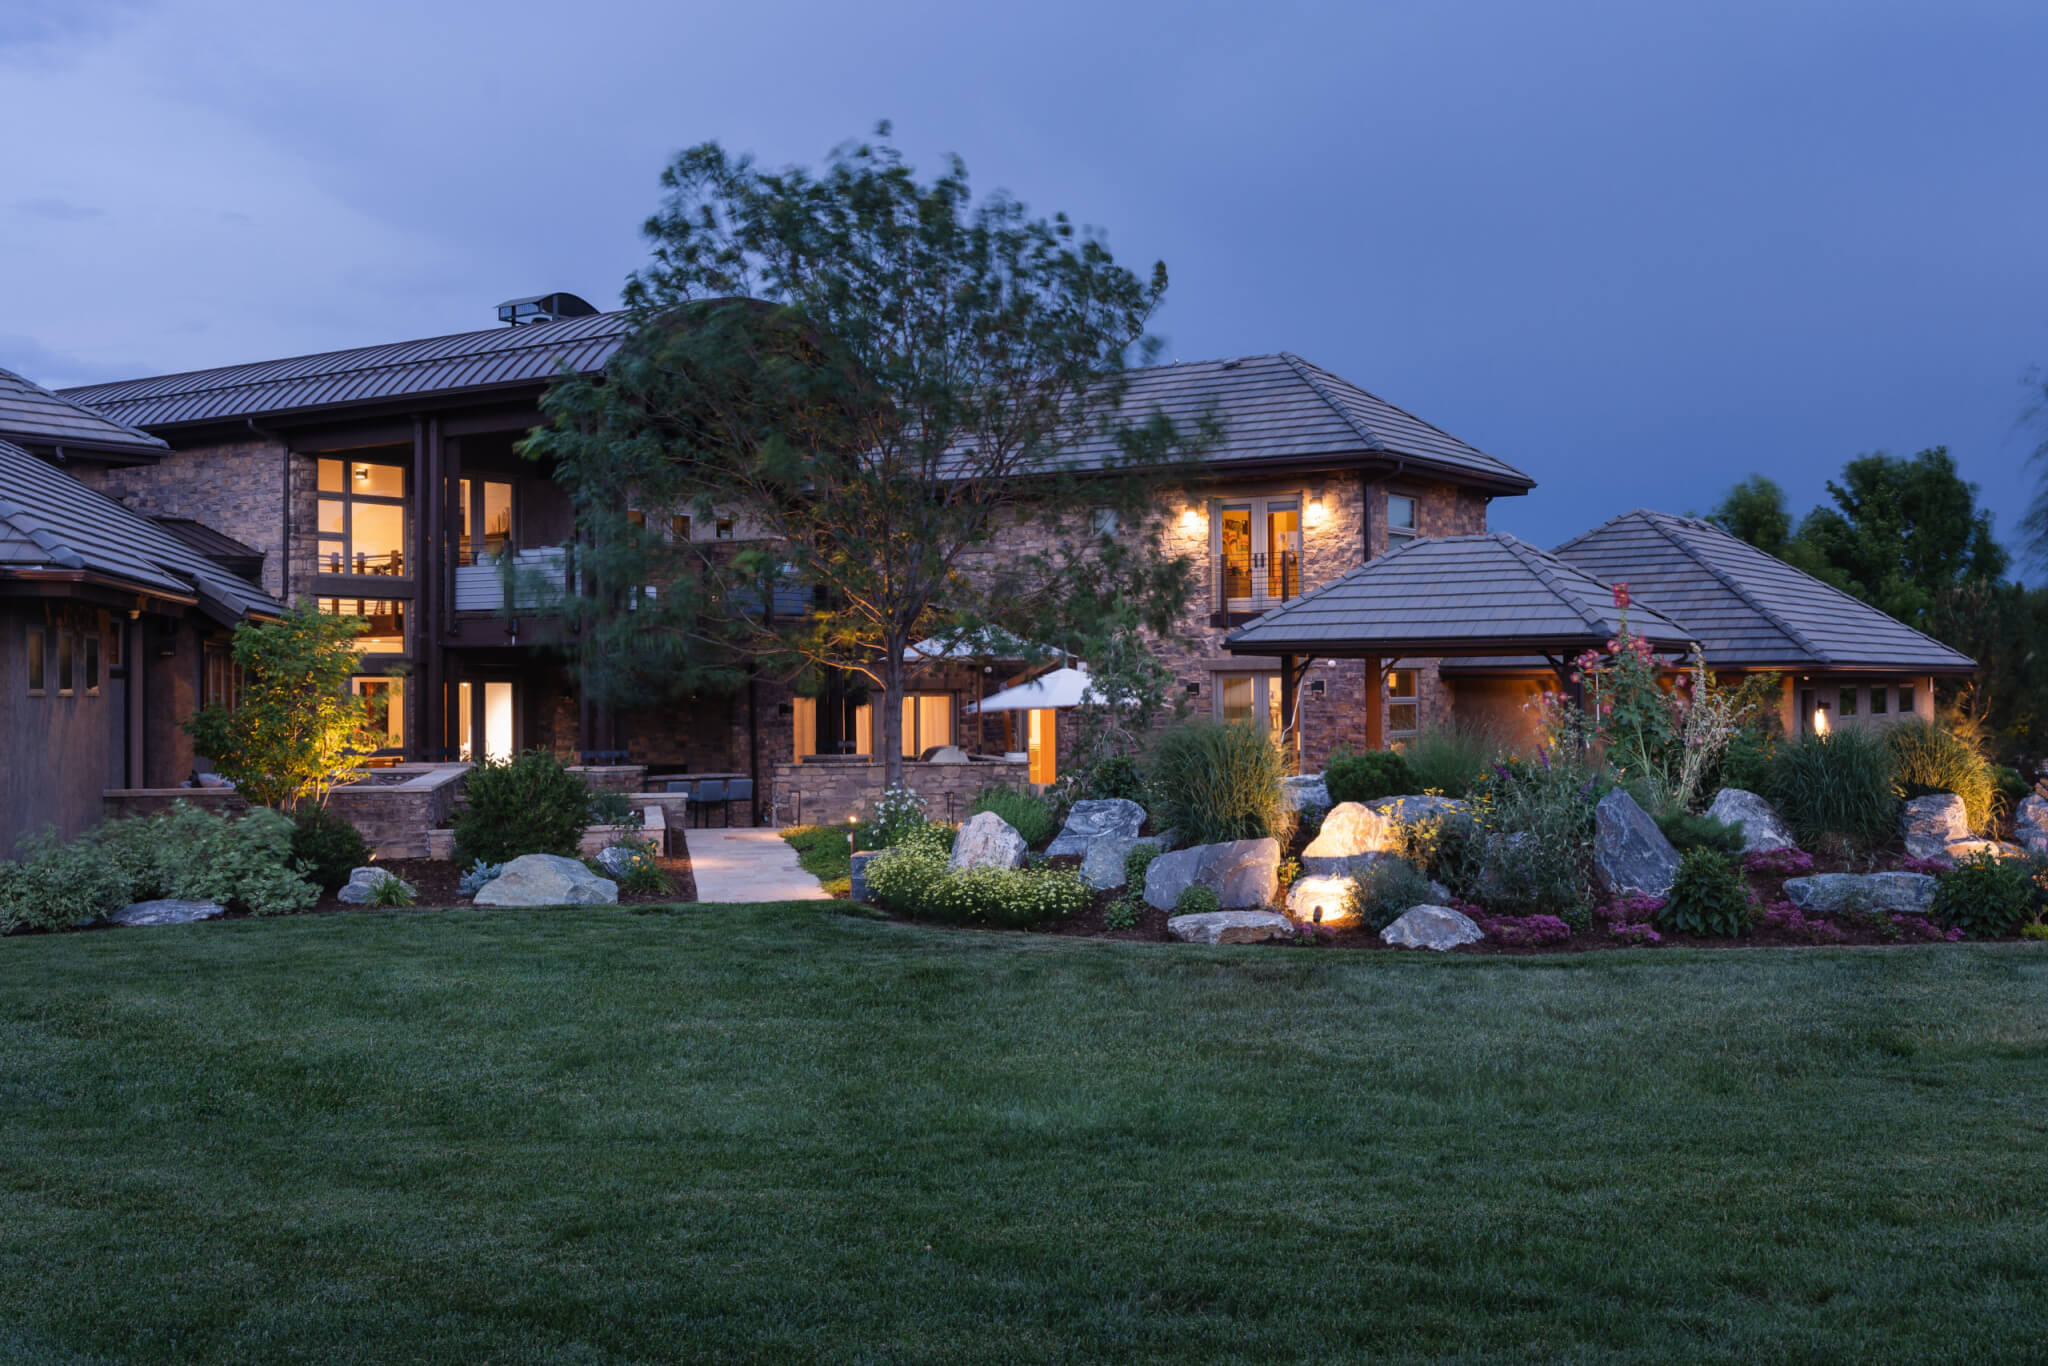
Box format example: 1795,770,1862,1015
1706,474,1794,556
526,130,1209,785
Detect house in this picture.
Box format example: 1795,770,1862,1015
0,368,282,846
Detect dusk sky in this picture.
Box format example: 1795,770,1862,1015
5,0,2044,563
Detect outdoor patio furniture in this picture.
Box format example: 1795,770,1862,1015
687,780,728,828
723,778,754,827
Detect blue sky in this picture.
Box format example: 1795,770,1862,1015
4,0,2044,562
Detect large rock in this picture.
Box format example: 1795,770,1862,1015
110,898,224,927
1594,790,1681,898
1943,839,2028,862
595,844,657,878
1901,794,1971,860
337,866,416,905
472,853,618,906
849,849,879,903
1144,838,1280,910
1301,802,1396,865
1167,910,1295,944
1286,873,1358,927
1366,794,1472,825
1706,788,1797,854
1783,872,1938,914
949,811,1027,872
1280,775,1330,811
1046,798,1147,857
1080,835,1164,891
2016,793,2048,854
1380,904,1485,951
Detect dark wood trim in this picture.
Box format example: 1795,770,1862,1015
309,572,416,598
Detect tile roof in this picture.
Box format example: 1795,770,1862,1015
0,366,167,458
1225,532,1692,656
1551,509,1975,672
0,438,281,621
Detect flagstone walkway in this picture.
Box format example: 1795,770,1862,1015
684,827,831,903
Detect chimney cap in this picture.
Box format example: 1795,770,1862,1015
496,292,599,326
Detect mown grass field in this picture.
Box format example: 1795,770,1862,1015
2,904,2045,1363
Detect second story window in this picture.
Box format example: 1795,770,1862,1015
319,598,406,653
457,478,513,565
1216,496,1301,610
318,458,408,577
1388,668,1419,736
1386,494,1419,552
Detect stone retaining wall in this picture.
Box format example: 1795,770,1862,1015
769,759,1032,826
103,763,470,860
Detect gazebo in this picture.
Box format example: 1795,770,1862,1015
1222,533,1697,758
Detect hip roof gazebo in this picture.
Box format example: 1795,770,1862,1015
1222,533,1697,756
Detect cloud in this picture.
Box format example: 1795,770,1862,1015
14,196,106,222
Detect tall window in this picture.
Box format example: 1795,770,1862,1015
1217,496,1301,608
318,458,408,576
1218,672,1284,738
1386,494,1419,552
353,677,404,751
320,598,406,653
456,478,513,565
56,628,74,696
85,636,100,695
25,626,45,694
1388,668,1419,737
900,694,954,757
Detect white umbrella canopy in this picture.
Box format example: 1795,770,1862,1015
965,666,1118,714
903,628,1047,664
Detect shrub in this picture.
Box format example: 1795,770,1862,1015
1744,847,1815,877
867,784,929,848
290,806,370,892
1655,847,1753,937
2021,922,2048,942
1476,913,1573,947
458,859,505,897
862,841,948,914
862,840,1086,927
1124,841,1163,890
1324,747,1416,804
1757,900,1849,945
1715,723,1779,796
1764,728,1899,849
455,750,591,865
1173,885,1221,916
1653,808,1745,855
1470,755,1600,924
1104,898,1142,931
1993,765,2032,818
95,804,318,916
1080,755,1150,804
1389,808,1485,899
0,831,132,932
1930,852,2036,938
1345,859,1437,932
589,790,640,828
968,787,1057,848
369,874,416,908
1887,720,1996,833
1148,722,1293,848
1397,725,1503,799
612,854,674,897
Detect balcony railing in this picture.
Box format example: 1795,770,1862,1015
1214,549,1300,623
454,547,569,613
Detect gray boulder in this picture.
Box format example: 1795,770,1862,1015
949,811,1027,872
849,849,879,903
1167,910,1295,944
1705,788,1797,854
2016,793,2048,854
1783,872,1938,914
1380,904,1485,951
1594,790,1681,898
1046,798,1147,857
472,853,618,906
595,844,656,878
1301,802,1395,864
1080,835,1164,891
110,898,224,927
1144,838,1280,910
1280,774,1330,811
337,865,416,905
1902,794,1971,861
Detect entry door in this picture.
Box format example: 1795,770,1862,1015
455,680,517,761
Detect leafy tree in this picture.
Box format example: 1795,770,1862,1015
1707,474,1794,556
526,129,1210,784
185,607,376,811
1928,580,2048,767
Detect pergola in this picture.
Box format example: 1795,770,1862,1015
1222,533,1697,757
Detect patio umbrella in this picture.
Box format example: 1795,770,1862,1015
964,666,1118,714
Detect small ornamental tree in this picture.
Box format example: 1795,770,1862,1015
185,607,377,811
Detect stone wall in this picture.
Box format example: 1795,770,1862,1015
769,758,1032,827
104,764,469,860
71,438,293,599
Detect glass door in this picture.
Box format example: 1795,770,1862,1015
1217,497,1302,610
1218,673,1285,739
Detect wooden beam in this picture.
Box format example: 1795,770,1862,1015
1365,654,1384,751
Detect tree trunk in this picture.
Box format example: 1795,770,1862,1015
881,644,907,790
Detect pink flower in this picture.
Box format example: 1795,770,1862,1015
1613,582,1631,610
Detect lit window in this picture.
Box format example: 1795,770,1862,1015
900,694,955,757
627,509,646,527
670,514,690,542
456,478,513,566
26,626,45,694
56,629,74,696
715,518,734,540
1386,494,1419,551
1389,668,1419,736
319,598,405,653
1216,673,1285,739
1216,498,1301,607
353,677,405,751
318,457,408,576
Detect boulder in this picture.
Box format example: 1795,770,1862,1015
925,746,971,764
1144,838,1280,910
849,849,879,903
595,844,656,878
1167,910,1295,944
109,898,224,927
2015,793,2048,854
949,811,1027,872
1901,794,1971,861
1286,873,1357,926
1301,802,1396,862
472,853,618,907
1366,794,1472,825
1080,835,1164,891
1944,839,2028,862
1380,904,1485,951
1046,798,1147,857
1705,788,1797,854
1783,872,1938,914
337,866,416,905
1280,774,1330,811
1593,790,1681,898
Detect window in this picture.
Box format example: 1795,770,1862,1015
318,457,408,576
1216,496,1302,608
456,477,513,566
1028,707,1057,784
1386,494,1419,552
26,626,45,694
1388,668,1419,737
1217,672,1284,739
319,598,405,653
353,677,405,751
670,514,690,542
1838,686,1859,718
900,693,955,757
203,643,241,709
1871,686,1888,715
715,518,734,540
85,637,99,695
1899,684,1916,716
55,629,74,696
792,695,873,758
108,624,121,669
1090,506,1120,538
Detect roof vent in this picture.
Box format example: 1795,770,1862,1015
496,292,599,327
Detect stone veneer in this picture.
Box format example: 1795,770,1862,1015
770,758,1033,827
70,438,293,599
105,764,469,860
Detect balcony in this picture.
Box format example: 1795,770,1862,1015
454,547,568,613
1212,549,1301,627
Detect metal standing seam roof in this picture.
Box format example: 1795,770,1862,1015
0,438,282,621
1550,509,1976,673
1223,532,1694,656
0,367,168,457
58,311,638,428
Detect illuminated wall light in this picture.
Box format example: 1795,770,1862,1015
1304,499,1328,527
1179,507,1202,530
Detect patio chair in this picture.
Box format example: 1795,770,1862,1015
722,778,754,827
687,780,727,828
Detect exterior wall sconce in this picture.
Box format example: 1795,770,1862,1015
1812,703,1831,737
1179,508,1202,531
1309,679,1326,697
1185,681,1200,696
1305,499,1328,528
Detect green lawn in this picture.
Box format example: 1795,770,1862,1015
3,907,2045,1363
